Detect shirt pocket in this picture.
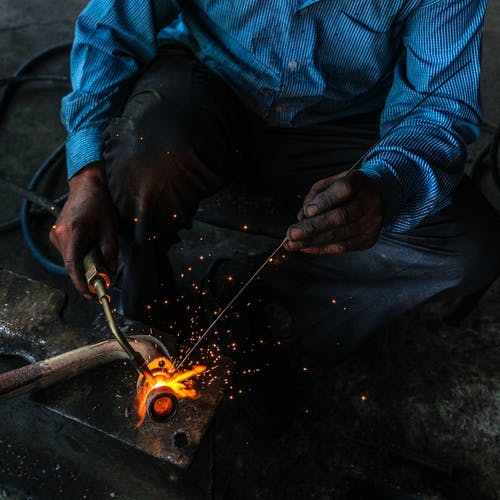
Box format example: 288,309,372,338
338,4,395,34
322,6,400,96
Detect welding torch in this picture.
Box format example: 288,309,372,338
83,248,157,386
0,176,159,387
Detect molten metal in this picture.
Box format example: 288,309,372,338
146,386,178,422
134,356,206,428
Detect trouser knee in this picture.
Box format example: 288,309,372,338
103,117,223,244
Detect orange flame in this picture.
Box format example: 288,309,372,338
134,356,207,428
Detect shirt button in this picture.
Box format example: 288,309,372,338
300,7,309,15
274,105,283,113
288,59,298,71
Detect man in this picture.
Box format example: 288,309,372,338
51,0,500,364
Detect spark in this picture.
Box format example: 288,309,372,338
176,237,289,370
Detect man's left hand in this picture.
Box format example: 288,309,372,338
285,171,383,254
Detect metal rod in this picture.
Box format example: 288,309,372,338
0,335,168,400
157,62,474,370
175,237,289,370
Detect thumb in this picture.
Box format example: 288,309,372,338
99,231,119,276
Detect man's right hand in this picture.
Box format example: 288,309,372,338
50,161,118,299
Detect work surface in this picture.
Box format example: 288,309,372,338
1,1,500,499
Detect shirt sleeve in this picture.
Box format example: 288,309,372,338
61,0,179,178
359,0,487,232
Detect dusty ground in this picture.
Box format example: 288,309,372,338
0,1,499,499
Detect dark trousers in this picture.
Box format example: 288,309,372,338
103,42,500,364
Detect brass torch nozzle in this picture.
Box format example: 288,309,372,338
83,248,157,386
84,248,111,301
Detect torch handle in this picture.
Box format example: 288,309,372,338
82,248,157,386
83,247,111,296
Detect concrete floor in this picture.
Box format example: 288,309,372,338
1,2,500,499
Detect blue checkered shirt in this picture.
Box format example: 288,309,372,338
62,0,487,231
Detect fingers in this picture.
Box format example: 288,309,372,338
288,218,373,251
303,176,358,218
298,174,345,221
99,227,119,276
301,177,335,209
287,172,383,255
287,199,364,248
65,241,91,299
50,183,119,298
299,234,376,255
52,220,119,298
50,223,92,299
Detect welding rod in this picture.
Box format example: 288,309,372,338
174,63,474,369
175,237,289,370
83,248,157,386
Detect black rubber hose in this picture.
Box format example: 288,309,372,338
0,194,67,233
20,143,67,275
0,42,71,117
0,43,71,274
0,177,61,215
0,74,70,86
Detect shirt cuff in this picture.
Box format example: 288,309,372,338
66,128,105,179
359,162,404,229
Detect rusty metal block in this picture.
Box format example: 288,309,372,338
0,269,231,468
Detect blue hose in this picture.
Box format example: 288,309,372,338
20,144,67,275
1,43,71,275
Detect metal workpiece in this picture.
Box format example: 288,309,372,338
0,269,231,467
0,335,168,400
146,386,179,423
